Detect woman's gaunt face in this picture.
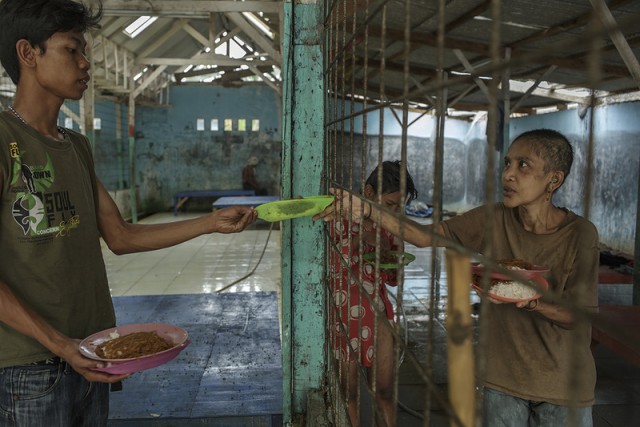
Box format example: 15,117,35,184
502,138,553,208
365,186,404,213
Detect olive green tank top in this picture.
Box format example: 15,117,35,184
0,111,115,367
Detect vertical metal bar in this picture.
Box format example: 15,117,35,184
391,0,412,424
101,35,108,82
84,46,96,155
324,3,341,423
115,43,120,86
369,4,387,425
358,3,370,417
127,89,137,223
635,190,640,304
115,103,124,190
474,1,502,423
124,53,128,91
423,1,447,425
500,46,511,195
361,0,370,198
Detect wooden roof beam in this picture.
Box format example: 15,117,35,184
225,12,281,65
102,1,282,16
509,0,632,48
590,0,640,89
138,55,274,67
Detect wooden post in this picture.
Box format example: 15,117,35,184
445,249,475,427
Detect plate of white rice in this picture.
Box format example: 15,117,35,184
471,274,548,303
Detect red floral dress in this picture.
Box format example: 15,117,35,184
329,219,401,367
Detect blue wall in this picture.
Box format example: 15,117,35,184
69,85,282,212
133,85,281,210
332,102,639,255
93,102,128,191
511,104,640,255
59,100,129,191
67,90,637,254
331,108,472,206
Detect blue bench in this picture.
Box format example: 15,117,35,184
173,189,255,215
211,195,279,209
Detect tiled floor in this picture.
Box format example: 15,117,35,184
102,213,281,296
103,213,283,426
104,212,640,426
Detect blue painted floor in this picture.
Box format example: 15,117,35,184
106,292,283,425
101,215,639,425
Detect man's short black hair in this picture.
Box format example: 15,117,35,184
365,160,419,202
0,0,103,84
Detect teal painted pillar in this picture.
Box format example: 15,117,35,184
281,0,326,424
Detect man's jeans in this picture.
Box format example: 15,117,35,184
483,388,593,427
0,359,109,427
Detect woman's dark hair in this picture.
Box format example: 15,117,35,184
365,160,418,203
0,0,103,84
513,129,574,179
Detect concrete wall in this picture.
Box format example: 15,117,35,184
331,108,474,209
511,104,640,255
63,91,637,254
64,85,282,213
332,102,639,255
132,85,282,211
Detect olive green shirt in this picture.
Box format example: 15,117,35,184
0,111,115,368
442,203,598,406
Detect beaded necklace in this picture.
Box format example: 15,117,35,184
7,105,68,140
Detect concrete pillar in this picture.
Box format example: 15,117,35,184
281,0,326,424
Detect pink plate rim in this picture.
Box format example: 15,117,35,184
471,262,549,280
79,323,189,363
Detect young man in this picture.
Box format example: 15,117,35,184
0,1,257,425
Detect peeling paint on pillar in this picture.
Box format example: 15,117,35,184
281,0,326,424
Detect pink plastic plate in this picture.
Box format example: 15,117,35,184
471,262,549,281
471,274,549,303
79,323,190,375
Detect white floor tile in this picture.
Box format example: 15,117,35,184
102,212,282,297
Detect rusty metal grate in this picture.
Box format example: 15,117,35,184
319,0,628,425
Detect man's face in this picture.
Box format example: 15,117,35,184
31,31,91,100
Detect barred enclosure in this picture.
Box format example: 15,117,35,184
321,0,639,426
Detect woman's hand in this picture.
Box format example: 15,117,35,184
312,188,371,223
475,292,540,311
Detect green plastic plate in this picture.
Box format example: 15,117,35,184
362,250,416,269
255,195,334,222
